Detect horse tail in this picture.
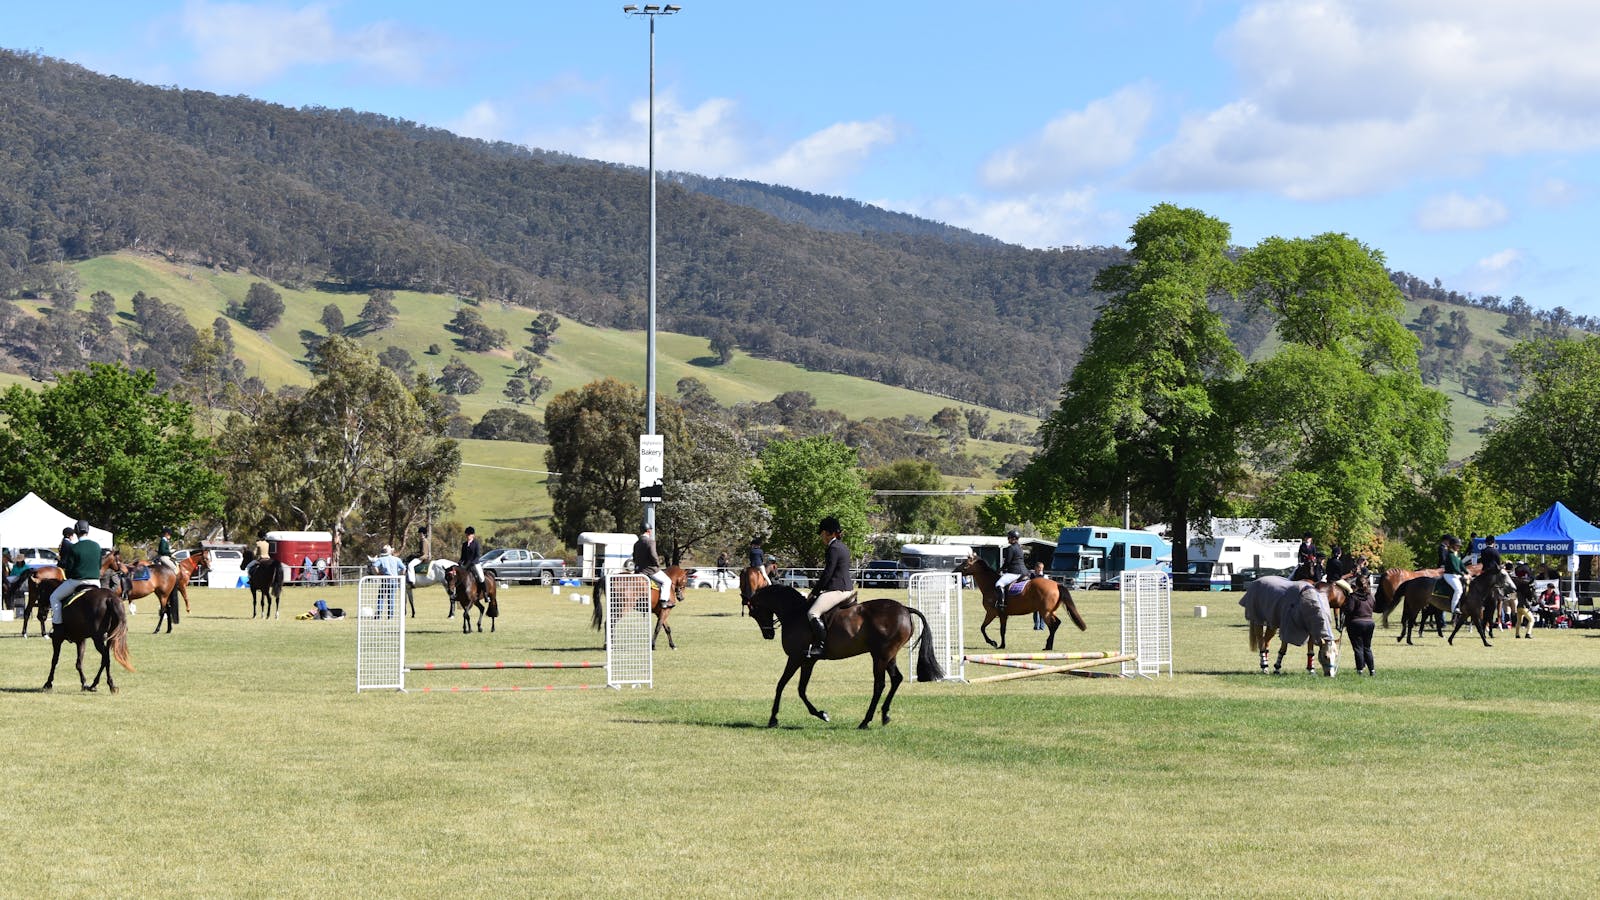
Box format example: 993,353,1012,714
111,601,135,673
1057,585,1087,631
908,607,945,683
590,576,605,632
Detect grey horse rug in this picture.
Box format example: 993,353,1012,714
1239,575,1337,646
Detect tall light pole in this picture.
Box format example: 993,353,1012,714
622,3,680,529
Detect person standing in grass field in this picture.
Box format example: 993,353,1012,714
1345,557,1378,676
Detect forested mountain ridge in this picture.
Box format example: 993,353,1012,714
0,49,1115,413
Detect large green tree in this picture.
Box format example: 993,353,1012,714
752,435,871,566
657,413,771,565
1475,336,1600,523
1236,233,1449,545
1015,204,1243,573
216,337,458,559
543,378,686,545
1388,464,1515,564
867,459,958,536
0,363,224,541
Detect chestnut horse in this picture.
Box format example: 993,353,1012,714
448,565,498,633
104,549,207,634
746,583,942,729
35,578,134,693
738,562,776,616
591,565,689,649
957,555,1086,651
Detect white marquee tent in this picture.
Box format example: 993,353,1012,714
0,492,114,553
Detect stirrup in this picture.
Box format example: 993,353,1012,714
807,642,825,658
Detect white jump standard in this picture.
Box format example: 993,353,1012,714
355,573,654,692
904,572,966,682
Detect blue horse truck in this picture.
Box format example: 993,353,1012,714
1049,526,1172,589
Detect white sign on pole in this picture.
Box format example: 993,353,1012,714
639,434,664,503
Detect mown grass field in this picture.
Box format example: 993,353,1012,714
4,582,1597,897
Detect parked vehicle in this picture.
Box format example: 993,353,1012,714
688,567,737,590
1233,566,1293,590
479,548,567,585
1050,526,1172,589
1173,560,1233,591
858,559,910,589
899,543,973,576
777,568,813,589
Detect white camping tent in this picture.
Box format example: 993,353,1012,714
0,492,115,553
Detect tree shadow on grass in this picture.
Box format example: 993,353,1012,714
0,686,50,693
612,716,801,731
687,356,722,368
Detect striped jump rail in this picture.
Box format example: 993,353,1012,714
965,651,1113,662
965,652,1136,684
405,661,604,671
418,684,599,693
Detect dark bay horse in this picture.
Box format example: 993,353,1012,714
449,565,498,633
1389,566,1513,646
18,565,64,637
247,560,287,619
746,584,942,729
591,565,690,649
958,555,1086,651
36,579,134,693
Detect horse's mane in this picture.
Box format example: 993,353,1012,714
751,583,808,617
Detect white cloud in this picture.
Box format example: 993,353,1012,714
449,101,506,142
1414,192,1508,231
1458,247,1527,295
1532,176,1583,207
905,189,1116,249
180,1,436,85
1140,1,1600,198
981,85,1155,191
741,118,898,193
528,90,897,194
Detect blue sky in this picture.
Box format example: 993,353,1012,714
10,1,1600,315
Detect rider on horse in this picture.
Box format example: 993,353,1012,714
47,519,102,627
633,523,674,607
805,516,854,658
1296,533,1321,581
460,526,486,592
749,536,765,570
156,527,176,572
1441,535,1466,614
248,531,271,579
994,529,1028,612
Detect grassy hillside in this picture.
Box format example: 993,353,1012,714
61,253,1037,524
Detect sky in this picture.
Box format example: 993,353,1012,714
8,1,1600,316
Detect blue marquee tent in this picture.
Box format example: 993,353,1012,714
1471,501,1600,556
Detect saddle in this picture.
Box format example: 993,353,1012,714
1004,578,1029,597
819,591,860,624
62,584,99,608
131,565,152,582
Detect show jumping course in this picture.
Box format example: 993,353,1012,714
904,569,1172,684
356,574,654,692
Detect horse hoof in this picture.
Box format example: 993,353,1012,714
109,685,119,694
767,719,779,728
858,721,871,730
815,710,830,723
81,685,95,692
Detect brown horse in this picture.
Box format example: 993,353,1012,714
104,549,207,634
35,578,134,693
738,562,776,616
18,565,65,637
958,555,1086,651
746,583,942,729
1389,566,1513,646
448,564,498,633
590,565,690,649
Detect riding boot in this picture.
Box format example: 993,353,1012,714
994,590,1006,614
806,616,826,658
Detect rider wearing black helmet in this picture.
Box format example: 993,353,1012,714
47,519,102,627
994,529,1028,611
804,516,854,658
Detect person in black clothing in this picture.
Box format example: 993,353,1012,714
748,537,765,571
1325,544,1347,583
1296,533,1319,580
994,529,1028,612
632,523,673,606
460,526,485,590
1344,557,1378,676
58,527,75,566
1477,534,1502,574
804,516,854,658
